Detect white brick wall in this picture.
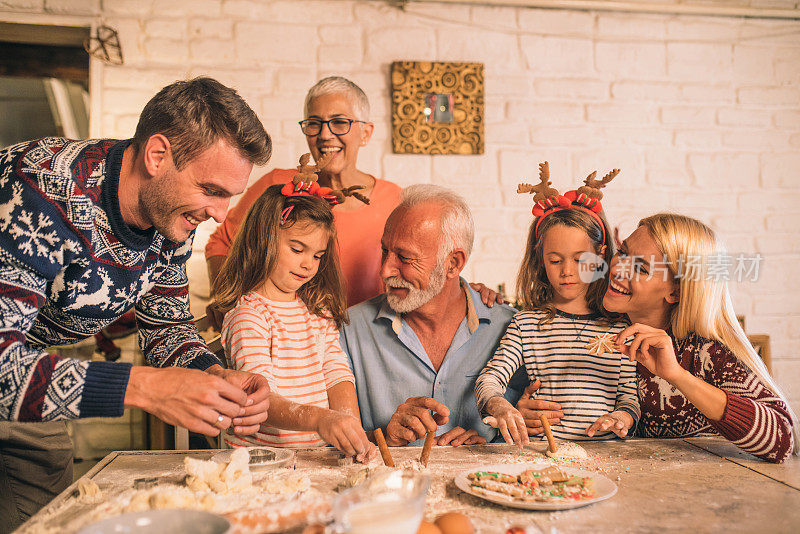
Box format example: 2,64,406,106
2,0,799,414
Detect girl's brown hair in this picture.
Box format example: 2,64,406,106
211,184,348,325
515,208,616,322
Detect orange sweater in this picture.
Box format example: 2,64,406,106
205,168,402,307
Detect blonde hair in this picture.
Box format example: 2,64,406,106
639,213,798,455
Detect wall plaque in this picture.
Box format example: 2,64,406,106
391,61,484,155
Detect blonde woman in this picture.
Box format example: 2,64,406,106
605,213,796,463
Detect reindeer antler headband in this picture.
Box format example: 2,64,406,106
280,152,370,224
518,161,620,245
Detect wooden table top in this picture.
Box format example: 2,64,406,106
18,437,800,533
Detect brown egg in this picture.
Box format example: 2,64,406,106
417,520,443,534
434,512,474,534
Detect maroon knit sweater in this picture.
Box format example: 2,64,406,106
636,332,794,463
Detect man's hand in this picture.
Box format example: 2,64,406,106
482,396,529,448
385,397,450,446
317,411,376,462
435,426,487,447
469,282,504,307
206,365,270,435
515,380,564,435
586,410,634,438
124,366,248,436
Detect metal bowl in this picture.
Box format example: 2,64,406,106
77,509,230,534
210,446,295,471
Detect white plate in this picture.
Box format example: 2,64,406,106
454,462,617,511
210,446,294,471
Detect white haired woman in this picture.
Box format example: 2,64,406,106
604,213,796,462
205,76,402,327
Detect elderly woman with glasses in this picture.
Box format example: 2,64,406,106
204,76,403,328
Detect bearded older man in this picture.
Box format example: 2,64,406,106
339,185,526,447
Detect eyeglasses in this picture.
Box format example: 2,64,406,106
299,118,365,136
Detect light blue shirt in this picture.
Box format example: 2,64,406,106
340,279,524,445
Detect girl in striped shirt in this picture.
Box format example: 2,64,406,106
476,164,639,445
212,181,375,462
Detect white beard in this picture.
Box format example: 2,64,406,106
384,261,447,314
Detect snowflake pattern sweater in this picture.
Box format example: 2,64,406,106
0,138,222,422
636,332,794,463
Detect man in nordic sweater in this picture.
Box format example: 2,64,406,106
0,77,272,528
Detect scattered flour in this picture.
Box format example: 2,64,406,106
545,441,589,461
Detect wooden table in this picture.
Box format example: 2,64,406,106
18,437,800,533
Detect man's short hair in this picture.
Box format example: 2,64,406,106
133,77,271,170
399,184,474,260
304,76,370,121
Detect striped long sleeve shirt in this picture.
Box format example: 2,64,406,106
475,309,639,441
636,332,794,463
221,291,355,448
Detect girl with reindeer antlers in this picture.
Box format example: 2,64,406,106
475,162,640,445
211,153,377,462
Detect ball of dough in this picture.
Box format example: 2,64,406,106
434,512,474,534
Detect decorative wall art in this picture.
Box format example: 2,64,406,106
84,25,123,65
390,61,484,155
